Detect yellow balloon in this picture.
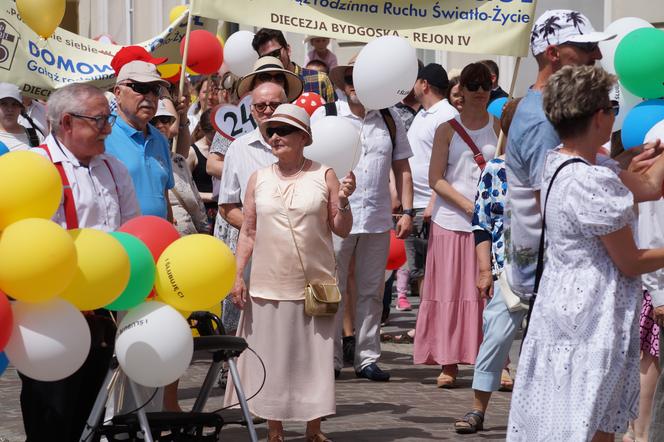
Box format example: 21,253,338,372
60,229,130,311
155,235,235,311
0,218,77,302
169,5,188,23
0,151,63,231
17,0,66,39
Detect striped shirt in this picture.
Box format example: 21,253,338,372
218,128,276,205
292,63,336,103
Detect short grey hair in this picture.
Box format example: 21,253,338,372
47,84,106,132
543,65,616,139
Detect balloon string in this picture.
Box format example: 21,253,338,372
350,116,366,176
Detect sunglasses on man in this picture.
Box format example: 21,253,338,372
252,102,282,113
69,113,116,130
261,47,283,59
122,82,163,96
563,41,600,53
151,115,176,125
256,72,287,84
265,125,299,138
464,81,492,92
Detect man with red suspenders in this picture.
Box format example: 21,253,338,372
19,83,140,441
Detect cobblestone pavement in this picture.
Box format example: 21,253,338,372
0,294,524,441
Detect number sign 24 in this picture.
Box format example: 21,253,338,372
211,95,257,141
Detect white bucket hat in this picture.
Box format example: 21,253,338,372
259,103,312,146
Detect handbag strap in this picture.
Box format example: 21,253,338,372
273,166,310,284
448,118,486,171
523,157,586,343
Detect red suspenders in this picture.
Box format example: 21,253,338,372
37,143,78,229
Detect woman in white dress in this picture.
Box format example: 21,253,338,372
507,65,664,441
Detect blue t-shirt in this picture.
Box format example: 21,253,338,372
105,115,174,219
503,89,561,297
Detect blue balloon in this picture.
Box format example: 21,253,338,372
621,99,664,149
487,97,508,119
0,352,8,377
0,141,8,157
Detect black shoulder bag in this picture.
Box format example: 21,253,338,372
522,158,587,342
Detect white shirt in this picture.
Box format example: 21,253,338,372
407,98,458,208
638,200,664,308
218,128,276,205
0,131,31,151
311,100,413,234
31,134,141,231
432,116,496,232
19,100,48,135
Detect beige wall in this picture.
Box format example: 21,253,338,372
610,0,664,25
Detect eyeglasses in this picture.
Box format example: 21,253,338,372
151,115,176,125
265,125,299,138
464,81,492,92
344,75,354,86
252,102,282,113
261,47,283,59
601,103,620,117
256,72,287,84
69,113,116,130
563,41,600,53
121,82,163,96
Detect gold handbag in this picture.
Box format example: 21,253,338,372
277,178,341,317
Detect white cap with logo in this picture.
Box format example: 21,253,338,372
530,10,615,56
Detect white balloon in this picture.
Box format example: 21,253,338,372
5,299,90,381
223,31,259,77
599,17,653,74
353,36,418,110
644,119,664,144
115,301,193,388
307,116,361,177
610,83,642,132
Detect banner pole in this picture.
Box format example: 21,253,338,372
496,56,521,155
172,2,195,153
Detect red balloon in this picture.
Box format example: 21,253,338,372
180,30,223,75
0,292,12,351
118,216,181,262
294,92,325,116
386,230,407,270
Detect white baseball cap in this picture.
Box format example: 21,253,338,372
530,10,615,56
155,98,176,118
0,83,22,104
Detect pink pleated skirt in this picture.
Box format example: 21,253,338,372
413,223,485,365
223,297,336,422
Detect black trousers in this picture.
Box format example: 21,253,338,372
19,313,115,442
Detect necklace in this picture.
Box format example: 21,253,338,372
276,158,306,178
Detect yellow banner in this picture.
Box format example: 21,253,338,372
0,1,217,99
192,0,537,57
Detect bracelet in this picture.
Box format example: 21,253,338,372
338,201,350,212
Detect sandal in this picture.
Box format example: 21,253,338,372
436,365,458,388
500,368,514,392
306,433,332,442
454,410,484,434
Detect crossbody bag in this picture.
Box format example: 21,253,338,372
274,167,341,317
448,118,487,171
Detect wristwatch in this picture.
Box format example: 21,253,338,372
402,208,415,217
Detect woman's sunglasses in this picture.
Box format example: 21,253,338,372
464,81,492,92
266,125,299,138
151,116,176,125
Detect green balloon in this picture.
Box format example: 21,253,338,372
105,232,156,311
615,28,664,99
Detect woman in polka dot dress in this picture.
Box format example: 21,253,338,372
507,66,664,441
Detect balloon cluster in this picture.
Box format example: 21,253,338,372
599,18,664,149
0,149,235,387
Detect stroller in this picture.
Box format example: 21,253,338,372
80,311,259,442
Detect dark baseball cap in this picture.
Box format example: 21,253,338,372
417,63,449,91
